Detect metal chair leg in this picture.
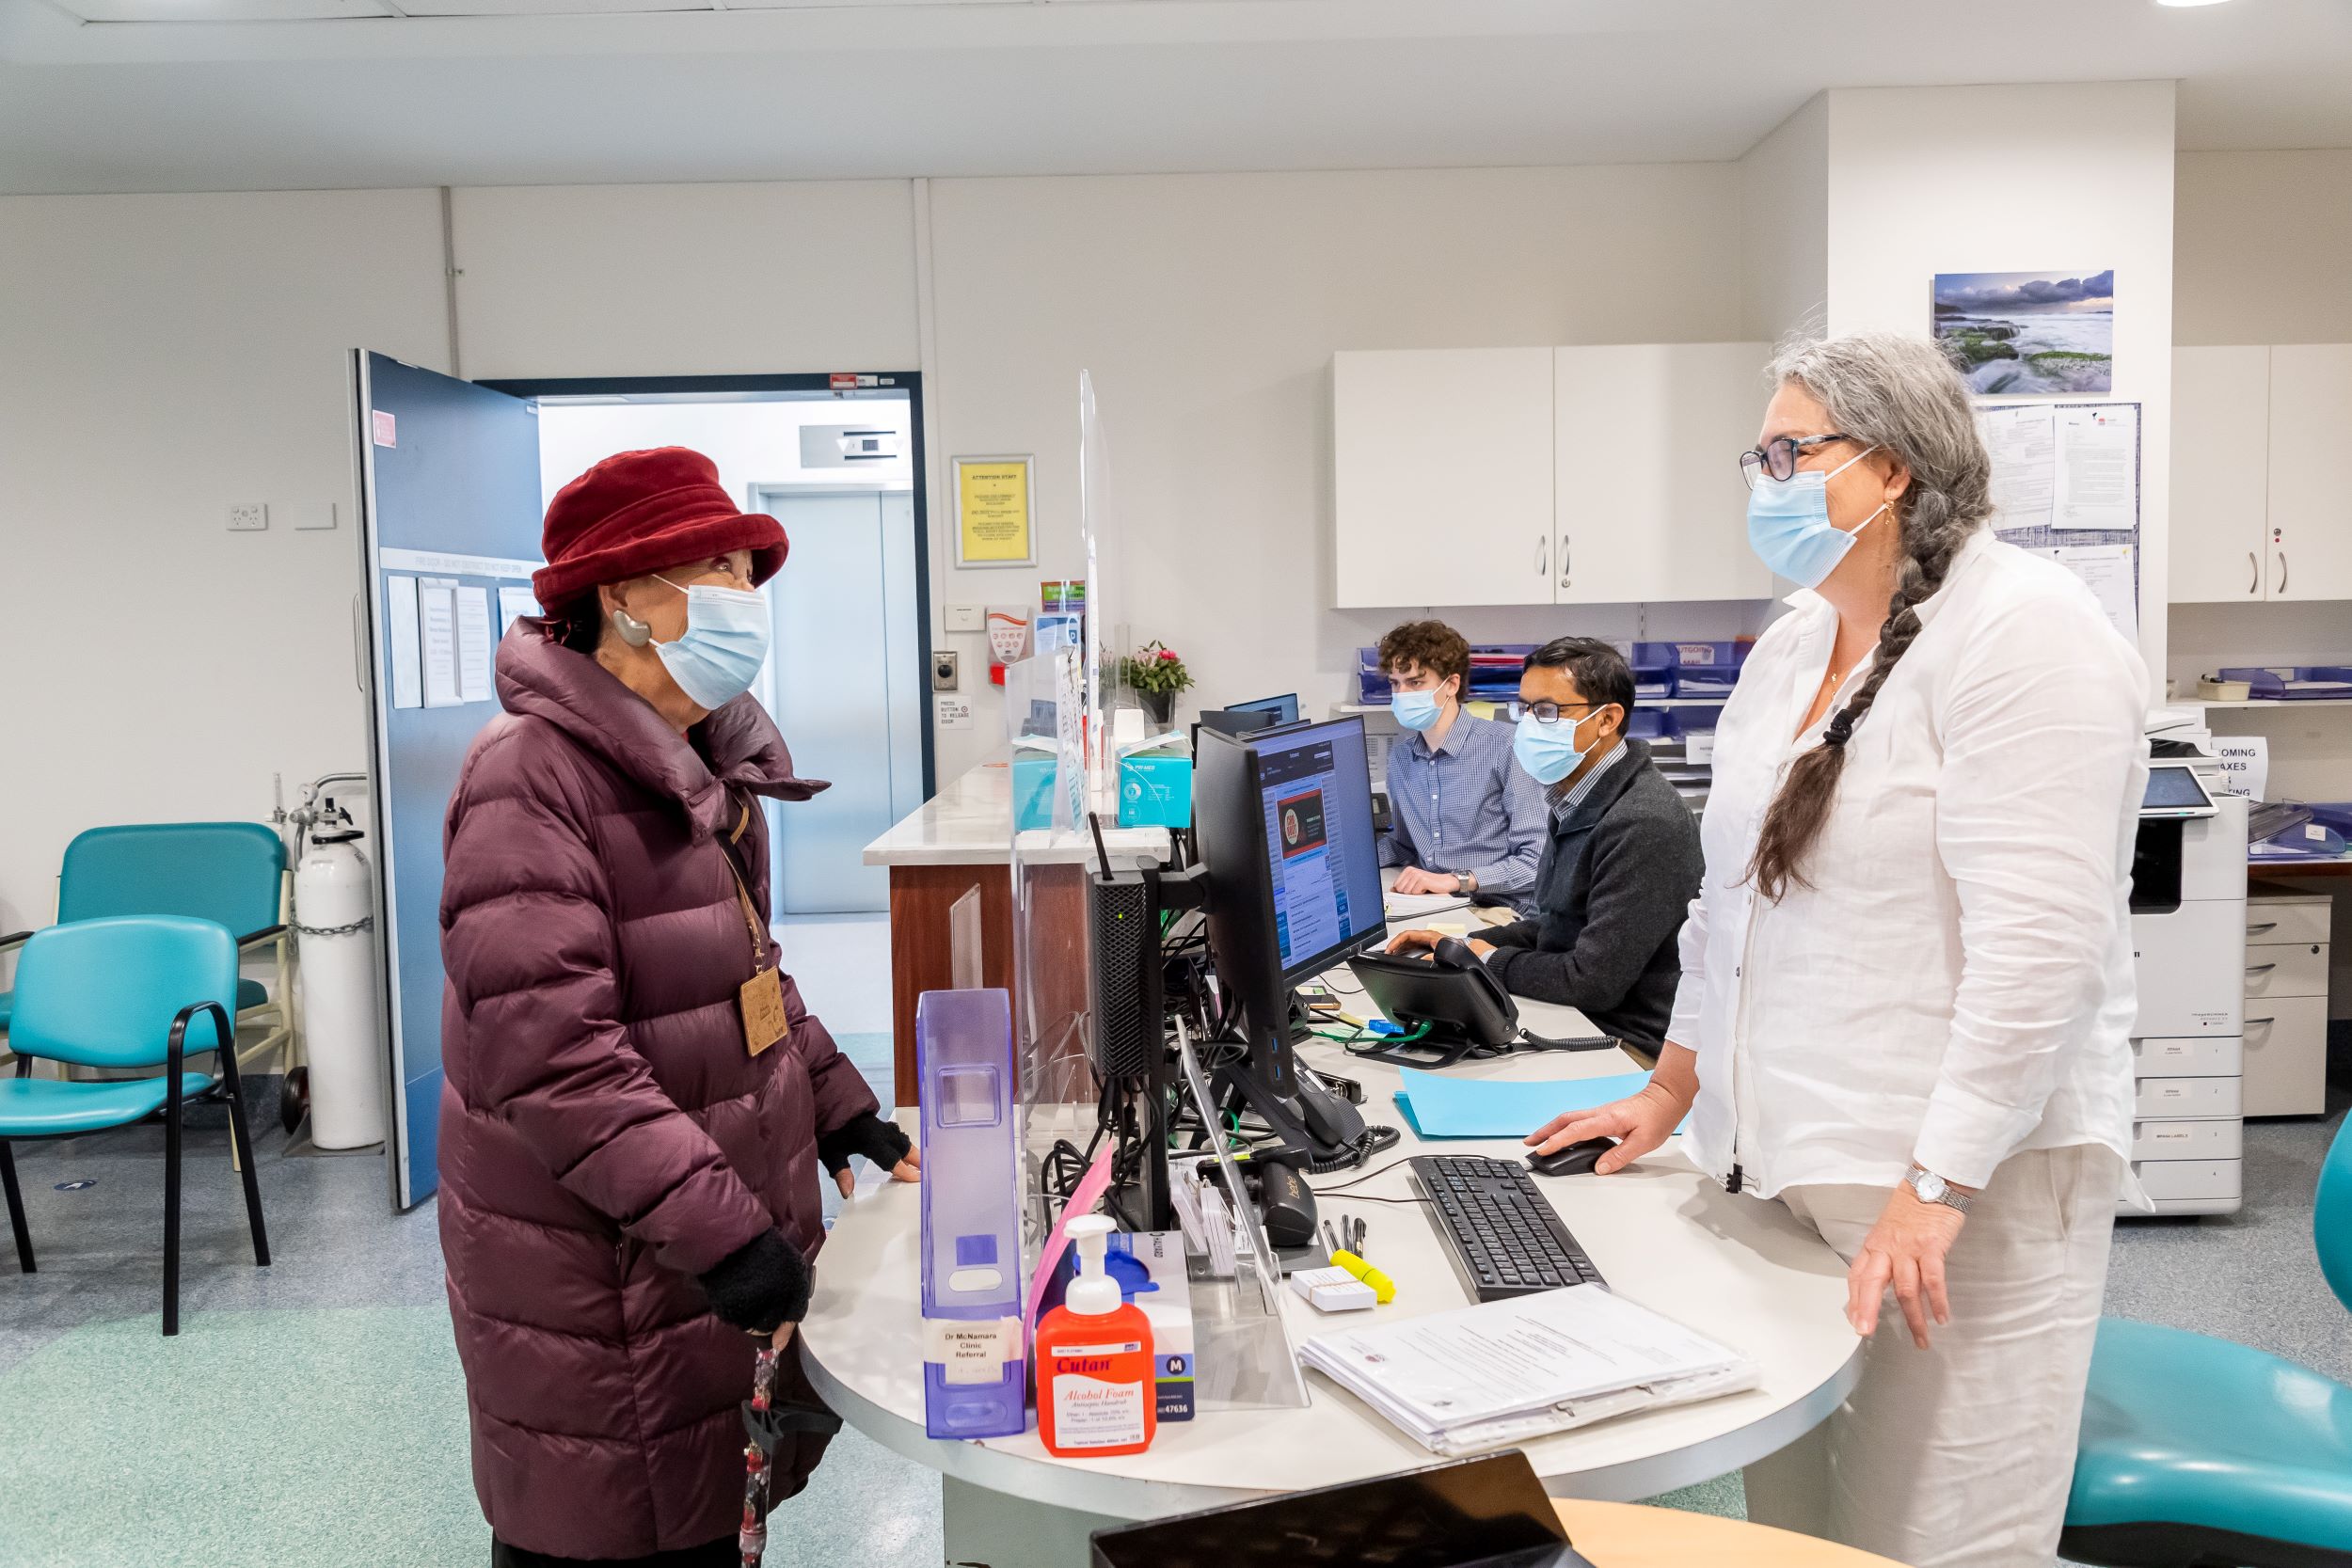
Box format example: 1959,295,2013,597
215,1019,270,1268
0,1140,33,1274
163,1067,183,1335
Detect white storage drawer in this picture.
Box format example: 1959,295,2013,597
2247,897,2331,947
2244,994,2330,1117
2246,942,2329,999
2132,1158,2243,1206
2132,1119,2244,1161
2130,1035,2242,1078
2133,1076,2243,1119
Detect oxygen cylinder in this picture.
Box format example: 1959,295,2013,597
294,809,386,1149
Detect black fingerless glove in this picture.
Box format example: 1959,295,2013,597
697,1229,813,1335
818,1111,913,1180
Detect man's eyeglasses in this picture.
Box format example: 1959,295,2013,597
1523,700,1606,726
1738,433,1858,491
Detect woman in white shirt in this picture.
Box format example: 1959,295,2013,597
1530,332,2147,1568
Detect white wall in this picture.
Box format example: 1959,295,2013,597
451,182,920,381
0,189,447,933
1823,81,2178,688
1739,94,1829,344
920,165,1751,780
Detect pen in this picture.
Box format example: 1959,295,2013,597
1327,1213,1397,1305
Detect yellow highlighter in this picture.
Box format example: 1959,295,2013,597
1323,1219,1397,1304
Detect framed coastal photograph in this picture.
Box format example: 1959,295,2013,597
1931,269,2114,395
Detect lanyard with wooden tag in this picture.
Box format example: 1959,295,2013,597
720,798,788,1058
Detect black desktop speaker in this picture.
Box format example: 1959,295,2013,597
1087,869,1164,1079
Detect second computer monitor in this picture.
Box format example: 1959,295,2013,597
1229,692,1300,725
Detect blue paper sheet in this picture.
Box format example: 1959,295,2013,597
1393,1068,1661,1139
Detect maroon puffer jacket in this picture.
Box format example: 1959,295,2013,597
437,623,877,1560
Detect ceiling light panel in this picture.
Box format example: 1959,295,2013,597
54,0,396,19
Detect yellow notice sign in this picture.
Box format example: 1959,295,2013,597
956,456,1033,567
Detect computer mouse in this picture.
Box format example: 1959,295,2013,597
1528,1137,1617,1178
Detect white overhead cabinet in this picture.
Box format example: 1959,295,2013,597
1332,343,1770,610
2266,344,2352,602
2169,346,2271,604
2171,343,2352,604
1552,342,1772,605
1333,348,1556,609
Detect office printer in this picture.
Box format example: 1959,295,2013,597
2125,744,2249,1216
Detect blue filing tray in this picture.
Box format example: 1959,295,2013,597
1674,703,1727,733
1624,642,1677,701
1626,708,1678,741
2216,666,2352,700
1668,641,1749,692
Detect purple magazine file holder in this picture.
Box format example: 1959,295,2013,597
918,988,1028,1439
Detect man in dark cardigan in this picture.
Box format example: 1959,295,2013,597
1390,637,1703,1063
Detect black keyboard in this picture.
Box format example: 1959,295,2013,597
1409,1154,1608,1301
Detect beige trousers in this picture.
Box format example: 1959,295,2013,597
1743,1144,2125,1568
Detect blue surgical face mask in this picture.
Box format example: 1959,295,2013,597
651,575,770,709
1513,707,1601,788
1391,689,1445,732
1746,445,1890,589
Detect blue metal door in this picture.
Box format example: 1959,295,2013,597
354,353,542,1209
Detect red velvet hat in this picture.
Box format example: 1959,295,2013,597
532,447,787,610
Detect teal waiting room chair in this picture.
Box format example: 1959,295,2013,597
0,822,294,1076
0,915,271,1337
2064,1117,2352,1568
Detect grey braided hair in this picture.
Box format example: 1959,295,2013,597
1746,331,1993,901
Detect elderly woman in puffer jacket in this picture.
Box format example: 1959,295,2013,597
437,447,919,1568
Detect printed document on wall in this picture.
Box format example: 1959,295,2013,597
498,585,537,637
2054,404,2138,531
2042,544,2137,641
1979,404,2057,532
385,575,424,710
419,578,462,708
454,585,494,703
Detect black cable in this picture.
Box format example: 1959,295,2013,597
1312,1153,1421,1195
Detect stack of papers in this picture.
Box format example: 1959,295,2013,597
1383,890,1470,921
1300,1286,1757,1456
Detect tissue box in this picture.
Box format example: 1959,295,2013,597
1045,1229,1197,1421
1012,750,1059,832
1118,746,1193,830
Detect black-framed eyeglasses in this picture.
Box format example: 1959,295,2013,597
1523,700,1607,726
1739,433,1858,491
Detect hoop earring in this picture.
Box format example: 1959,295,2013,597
612,608,653,648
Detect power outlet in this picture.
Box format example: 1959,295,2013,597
228,502,268,532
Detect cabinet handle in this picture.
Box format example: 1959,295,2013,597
2247,921,2278,935
2278,550,2290,595
2249,551,2260,595
2246,962,2277,975
1560,539,1570,589
2247,1016,2275,1028
1535,536,1548,578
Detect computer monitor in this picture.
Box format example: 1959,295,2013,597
1195,706,1280,740
1227,692,1300,725
1194,717,1387,1097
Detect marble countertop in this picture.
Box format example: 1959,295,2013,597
861,753,1173,869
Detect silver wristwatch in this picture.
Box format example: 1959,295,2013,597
1454,871,1472,896
1906,1164,1973,1214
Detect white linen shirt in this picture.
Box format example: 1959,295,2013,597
1670,531,2148,1196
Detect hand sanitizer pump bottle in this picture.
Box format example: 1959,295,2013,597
1035,1215,1157,1458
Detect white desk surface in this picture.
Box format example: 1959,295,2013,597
861,754,1171,870
800,975,1861,1520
